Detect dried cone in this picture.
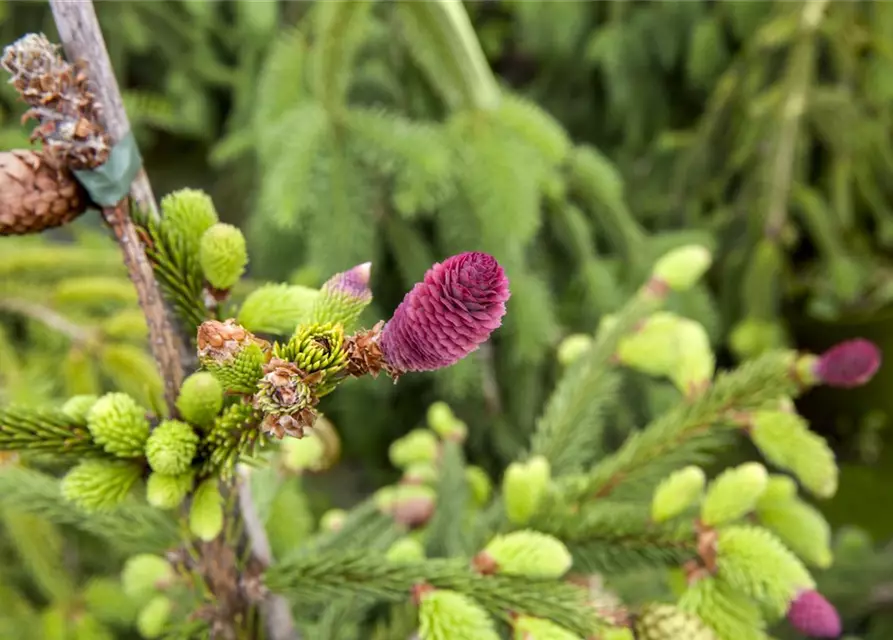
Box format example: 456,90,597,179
0,150,88,235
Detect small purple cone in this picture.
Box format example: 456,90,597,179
379,252,510,373
814,338,881,388
787,590,841,638
324,262,372,302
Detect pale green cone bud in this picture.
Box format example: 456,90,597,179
377,484,437,528
83,577,141,627
616,313,681,377
402,461,439,485
651,466,706,523
86,392,150,458
199,223,248,290
136,595,172,639
427,401,467,441
145,420,199,475
309,262,373,330
189,477,224,541
474,530,572,579
465,466,492,507
757,498,833,568
557,333,593,366
503,456,550,525
386,537,426,563
730,317,787,360
61,460,141,512
651,245,712,292
389,429,439,469
237,283,320,335
62,394,99,423
274,322,349,396
634,603,716,640
668,319,715,395
749,411,838,498
417,588,500,640
512,615,582,640
281,432,326,472
160,188,219,256
121,554,175,603
757,474,798,508
518,616,583,640
146,471,194,510
700,463,769,527
176,372,223,428
319,508,347,532
716,525,814,615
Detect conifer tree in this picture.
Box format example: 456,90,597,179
0,6,890,640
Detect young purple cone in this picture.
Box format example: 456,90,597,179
325,262,372,300
310,262,373,328
814,338,881,388
787,589,841,638
379,252,510,373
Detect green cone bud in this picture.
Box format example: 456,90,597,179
651,245,712,292
512,615,582,640
476,530,572,579
86,392,150,458
146,471,194,510
757,474,798,507
634,603,716,640
389,429,439,469
197,320,268,394
427,401,468,441
700,463,768,527
281,432,326,472
616,313,681,377
757,497,833,568
189,477,224,541
376,484,437,528
465,466,492,507
176,372,224,427
716,525,814,616
730,317,787,360
503,456,550,525
749,410,838,498
199,223,248,290
319,508,347,532
417,588,500,640
145,420,199,475
651,466,706,523
83,577,141,627
668,319,715,395
237,283,320,335
136,595,172,639
403,461,439,485
557,333,593,366
273,322,349,396
61,460,141,512
62,394,99,423
121,554,174,603
386,537,426,563
309,262,373,330
160,188,219,256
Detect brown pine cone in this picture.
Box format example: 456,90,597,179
0,149,88,235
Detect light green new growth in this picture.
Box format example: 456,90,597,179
189,477,224,541
700,463,768,527
175,371,224,428
145,420,199,475
480,530,572,579
61,460,143,512
237,283,319,334
86,392,151,458
199,223,249,290
651,465,706,523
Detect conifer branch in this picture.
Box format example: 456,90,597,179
0,298,93,345
0,465,177,554
265,551,604,636
0,405,104,456
46,2,184,415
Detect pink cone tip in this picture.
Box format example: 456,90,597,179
324,262,373,301
379,252,510,373
787,590,841,638
815,338,881,388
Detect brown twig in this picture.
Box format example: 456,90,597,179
47,1,182,414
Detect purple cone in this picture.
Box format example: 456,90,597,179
324,262,372,302
787,589,841,638
814,338,881,388
379,252,510,373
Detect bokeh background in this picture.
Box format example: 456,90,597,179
1,1,892,636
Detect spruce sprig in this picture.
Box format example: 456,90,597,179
0,406,104,457
265,551,603,636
